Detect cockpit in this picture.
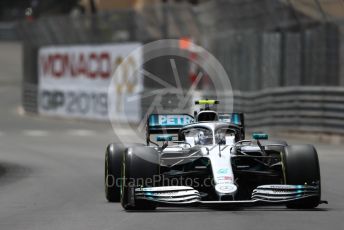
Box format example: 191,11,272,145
179,125,237,146
181,127,213,145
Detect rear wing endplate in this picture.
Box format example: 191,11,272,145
146,114,194,144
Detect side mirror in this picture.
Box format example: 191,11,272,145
252,132,268,140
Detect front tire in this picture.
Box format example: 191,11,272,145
282,145,321,209
121,146,160,210
105,144,123,202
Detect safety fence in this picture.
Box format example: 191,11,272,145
209,25,341,91
17,0,344,135
18,1,344,91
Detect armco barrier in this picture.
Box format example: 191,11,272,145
234,87,344,134
23,84,344,134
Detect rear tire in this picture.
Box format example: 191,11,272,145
105,144,123,202
282,145,321,209
121,146,160,210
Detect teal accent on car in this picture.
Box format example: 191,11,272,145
156,135,174,142
252,132,269,140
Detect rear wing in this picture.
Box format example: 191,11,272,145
146,113,245,144
146,114,194,144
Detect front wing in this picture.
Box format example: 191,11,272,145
133,184,326,208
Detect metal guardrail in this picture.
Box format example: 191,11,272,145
148,87,344,134
23,83,344,134
234,87,344,134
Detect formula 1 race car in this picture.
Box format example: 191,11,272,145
105,100,326,210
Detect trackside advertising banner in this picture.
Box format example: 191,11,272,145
38,43,142,122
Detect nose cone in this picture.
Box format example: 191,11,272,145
215,183,237,195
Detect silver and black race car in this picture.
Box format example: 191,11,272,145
105,100,327,210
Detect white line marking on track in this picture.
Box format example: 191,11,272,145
22,130,49,137
67,129,96,136
112,129,136,136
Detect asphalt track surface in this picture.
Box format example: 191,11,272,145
0,42,343,230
